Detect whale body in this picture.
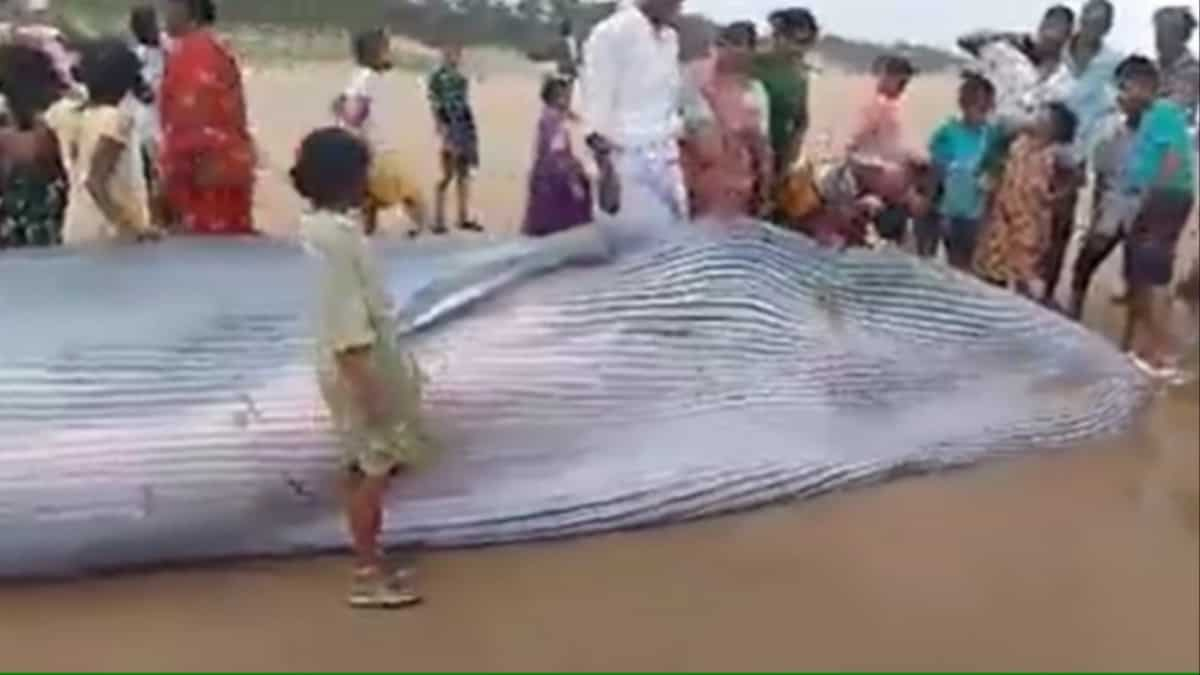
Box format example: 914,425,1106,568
0,224,1148,578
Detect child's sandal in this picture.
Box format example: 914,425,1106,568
348,567,421,610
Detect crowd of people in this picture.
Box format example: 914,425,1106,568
0,0,1198,608
0,0,254,244
567,0,1198,381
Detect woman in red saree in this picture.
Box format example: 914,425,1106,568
159,0,255,235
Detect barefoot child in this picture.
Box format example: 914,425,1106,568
973,102,1078,297
923,73,998,269
1107,56,1196,380
522,76,592,237
427,42,483,233
291,127,440,609
334,29,428,237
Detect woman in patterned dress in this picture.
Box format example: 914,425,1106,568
680,21,772,220
974,103,1078,297
0,43,67,249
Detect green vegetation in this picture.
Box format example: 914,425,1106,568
55,0,961,71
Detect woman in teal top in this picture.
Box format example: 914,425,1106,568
753,8,819,176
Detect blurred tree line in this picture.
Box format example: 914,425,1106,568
59,0,613,52
57,0,960,72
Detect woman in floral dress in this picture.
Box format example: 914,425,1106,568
974,103,1078,297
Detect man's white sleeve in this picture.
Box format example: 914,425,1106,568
581,21,619,140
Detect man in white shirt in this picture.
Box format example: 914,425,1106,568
581,0,687,249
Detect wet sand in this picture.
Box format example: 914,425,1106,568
1,62,1197,670
1,386,1195,670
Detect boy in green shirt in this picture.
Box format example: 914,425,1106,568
753,7,819,177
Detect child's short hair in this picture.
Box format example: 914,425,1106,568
959,72,996,105
77,39,144,107
0,44,65,128
129,4,161,48
1154,6,1198,41
1045,101,1078,145
290,127,372,208
768,7,820,38
1042,5,1077,27
874,54,917,78
540,75,570,105
352,28,388,68
1115,55,1160,86
718,21,758,48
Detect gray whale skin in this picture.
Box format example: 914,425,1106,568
0,222,1148,578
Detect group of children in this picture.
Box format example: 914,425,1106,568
916,57,1194,378
330,29,484,238
766,19,1195,381
0,9,165,248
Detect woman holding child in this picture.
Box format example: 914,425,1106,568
679,21,772,221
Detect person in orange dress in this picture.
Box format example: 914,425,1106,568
158,0,255,235
974,102,1078,297
679,21,772,221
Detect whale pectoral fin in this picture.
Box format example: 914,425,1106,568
398,226,612,334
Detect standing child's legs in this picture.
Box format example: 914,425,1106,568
344,469,389,570
343,465,420,609
363,201,381,236
1128,285,1173,365
455,167,471,227
944,217,981,271
454,162,483,232
433,151,455,234
913,213,941,259
1124,190,1193,375
1177,258,1200,346
1068,231,1122,320
402,196,429,238
1041,165,1082,307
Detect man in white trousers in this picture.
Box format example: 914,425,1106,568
580,0,688,249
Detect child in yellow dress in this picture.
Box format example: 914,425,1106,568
334,29,428,237
291,127,439,609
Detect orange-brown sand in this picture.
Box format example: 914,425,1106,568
0,58,1196,671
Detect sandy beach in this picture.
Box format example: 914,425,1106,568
0,58,1196,671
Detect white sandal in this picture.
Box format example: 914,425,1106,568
1128,353,1192,387
348,567,422,610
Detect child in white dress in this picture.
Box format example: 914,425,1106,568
334,29,428,237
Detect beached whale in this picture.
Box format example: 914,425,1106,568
0,223,1148,578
